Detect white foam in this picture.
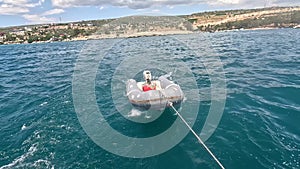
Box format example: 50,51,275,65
0,144,38,169
127,109,142,117
145,115,151,119
33,159,53,168
40,102,48,106
21,124,27,130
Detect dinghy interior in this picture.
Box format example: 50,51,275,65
126,70,184,110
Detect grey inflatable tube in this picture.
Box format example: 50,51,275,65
126,76,184,110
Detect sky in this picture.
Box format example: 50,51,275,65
0,0,299,27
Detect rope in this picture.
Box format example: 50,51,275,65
169,102,225,169
157,85,224,168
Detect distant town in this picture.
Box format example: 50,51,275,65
0,6,300,45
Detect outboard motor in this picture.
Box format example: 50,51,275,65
143,70,152,84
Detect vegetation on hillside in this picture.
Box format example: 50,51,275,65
197,10,300,32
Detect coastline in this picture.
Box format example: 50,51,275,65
1,27,298,46
1,6,299,45
0,30,194,45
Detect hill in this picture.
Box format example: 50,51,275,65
0,6,300,45
186,6,300,32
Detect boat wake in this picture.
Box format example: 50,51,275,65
127,109,143,117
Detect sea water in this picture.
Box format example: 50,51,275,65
0,28,299,168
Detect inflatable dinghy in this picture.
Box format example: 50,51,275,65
126,75,184,110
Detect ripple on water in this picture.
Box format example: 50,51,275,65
1,29,300,168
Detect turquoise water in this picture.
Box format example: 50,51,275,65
0,29,299,168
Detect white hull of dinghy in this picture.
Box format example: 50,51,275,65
126,76,184,110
